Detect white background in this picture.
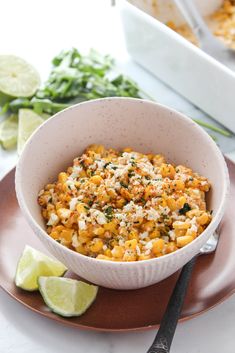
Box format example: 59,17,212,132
1,1,235,352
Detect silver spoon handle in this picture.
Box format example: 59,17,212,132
173,0,213,41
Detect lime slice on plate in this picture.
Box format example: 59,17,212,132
38,277,98,317
0,114,18,149
0,55,40,104
17,108,44,154
15,245,67,291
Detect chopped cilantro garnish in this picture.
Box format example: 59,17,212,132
112,166,118,170
88,200,93,206
130,160,137,167
104,162,111,169
179,203,191,215
120,181,128,188
105,206,114,221
140,197,146,204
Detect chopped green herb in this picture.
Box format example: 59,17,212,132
179,203,191,215
88,200,93,207
111,166,118,170
130,161,137,167
104,162,111,169
140,197,146,204
128,171,135,178
120,181,128,188
105,206,114,221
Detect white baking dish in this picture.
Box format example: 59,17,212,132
120,1,235,133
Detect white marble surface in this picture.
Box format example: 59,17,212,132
1,1,235,352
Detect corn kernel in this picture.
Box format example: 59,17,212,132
89,238,104,252
96,254,111,260
104,249,112,257
58,172,67,183
128,229,139,240
141,221,155,232
116,197,126,208
123,249,137,261
125,239,137,250
167,197,177,211
90,175,103,185
152,154,165,167
112,246,124,258
87,144,105,155
197,213,210,225
75,244,87,255
165,242,178,254
173,221,190,230
60,229,73,242
103,221,117,232
171,180,185,191
138,254,151,260
152,238,165,255
160,163,175,179
176,196,187,209
177,235,194,247
122,147,132,152
149,229,160,239
93,227,105,236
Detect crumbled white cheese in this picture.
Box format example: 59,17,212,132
136,245,141,256
90,210,107,225
69,198,78,211
72,233,79,248
169,230,176,241
65,180,76,190
146,208,160,221
38,189,44,196
47,213,59,226
58,208,71,219
78,219,87,230
145,241,153,250
139,231,149,240
159,205,171,215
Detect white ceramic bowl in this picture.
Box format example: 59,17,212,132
15,98,229,290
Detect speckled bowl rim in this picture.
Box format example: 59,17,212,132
15,97,230,268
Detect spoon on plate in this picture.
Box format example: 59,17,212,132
147,231,219,353
173,0,235,70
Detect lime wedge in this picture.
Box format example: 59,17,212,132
0,55,40,103
17,108,44,154
15,245,67,291
38,277,98,317
0,114,18,149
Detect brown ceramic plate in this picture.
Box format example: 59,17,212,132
0,160,235,332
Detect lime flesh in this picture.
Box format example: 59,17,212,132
38,277,98,317
0,114,18,149
15,245,67,291
0,55,40,100
17,108,44,154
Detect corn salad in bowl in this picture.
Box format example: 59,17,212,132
38,144,211,262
